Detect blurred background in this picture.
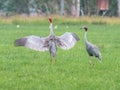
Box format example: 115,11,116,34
0,0,119,17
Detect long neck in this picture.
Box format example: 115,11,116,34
84,31,88,43
50,23,54,35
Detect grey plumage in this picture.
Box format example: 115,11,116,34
14,17,80,62
82,26,102,61
15,35,49,51
85,40,102,60
56,32,80,50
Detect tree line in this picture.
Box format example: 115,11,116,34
0,0,118,17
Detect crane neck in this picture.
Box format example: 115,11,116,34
84,31,88,43
49,23,54,35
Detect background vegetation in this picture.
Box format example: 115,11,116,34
0,0,118,16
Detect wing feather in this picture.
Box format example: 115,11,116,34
56,32,80,50
14,35,49,51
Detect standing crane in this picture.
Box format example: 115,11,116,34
14,17,80,62
81,26,102,64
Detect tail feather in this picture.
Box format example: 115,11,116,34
98,52,102,60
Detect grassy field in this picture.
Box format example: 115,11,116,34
0,17,119,90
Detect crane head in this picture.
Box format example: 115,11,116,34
49,17,52,24
81,26,88,31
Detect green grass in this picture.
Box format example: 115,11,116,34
0,23,119,90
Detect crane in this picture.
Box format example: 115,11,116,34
14,17,80,62
81,26,102,65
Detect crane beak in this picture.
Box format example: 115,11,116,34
80,27,84,30
80,25,87,30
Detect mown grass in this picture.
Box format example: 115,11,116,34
0,17,119,90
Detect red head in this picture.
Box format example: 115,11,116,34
49,17,52,24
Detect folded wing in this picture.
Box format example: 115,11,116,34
14,35,49,51
56,32,80,50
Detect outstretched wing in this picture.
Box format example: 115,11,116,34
14,35,49,51
56,32,80,50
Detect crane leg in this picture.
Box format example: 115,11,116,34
54,56,57,63
50,54,57,63
89,57,94,66
50,55,52,63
